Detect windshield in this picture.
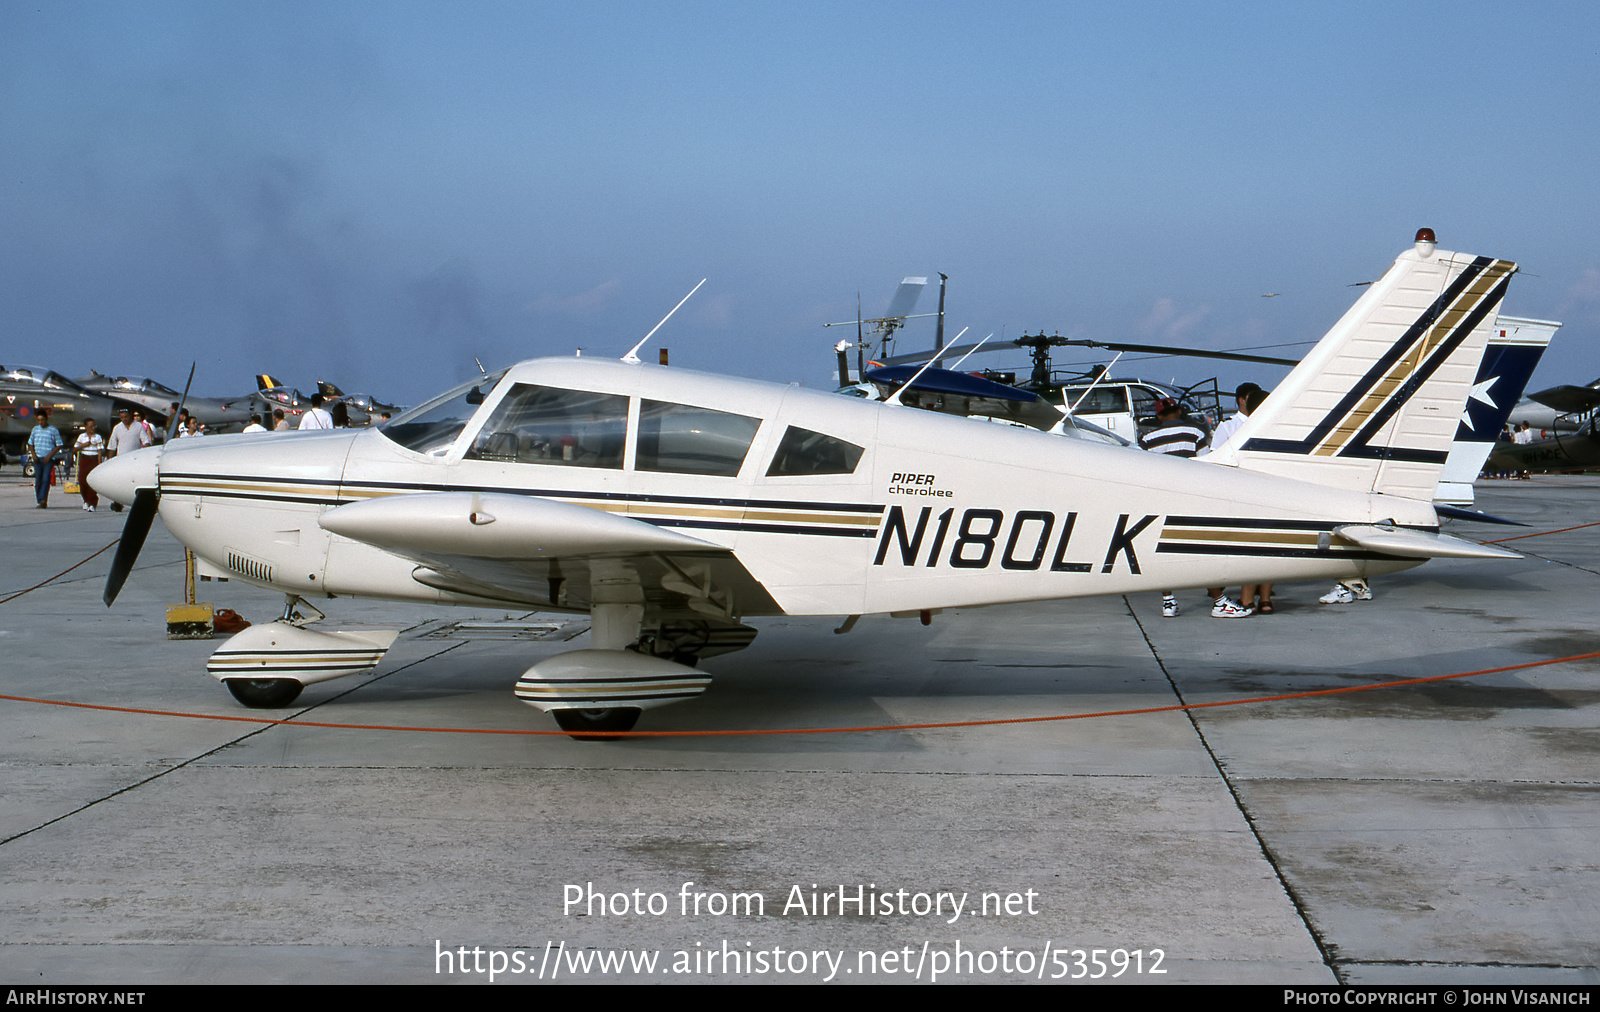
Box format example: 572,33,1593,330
3,366,91,394
380,369,509,455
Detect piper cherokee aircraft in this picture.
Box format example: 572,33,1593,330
91,229,1522,738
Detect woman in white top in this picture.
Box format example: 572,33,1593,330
74,418,105,511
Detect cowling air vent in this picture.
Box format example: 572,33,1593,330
227,550,273,585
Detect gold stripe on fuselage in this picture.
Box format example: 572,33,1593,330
165,475,880,531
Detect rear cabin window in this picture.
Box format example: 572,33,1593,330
465,384,628,469
635,400,760,477
766,425,864,476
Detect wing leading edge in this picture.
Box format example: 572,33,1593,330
318,491,782,618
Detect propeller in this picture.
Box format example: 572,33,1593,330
103,488,158,606
164,363,195,442
104,361,191,606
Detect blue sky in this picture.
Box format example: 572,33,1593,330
3,1,1597,404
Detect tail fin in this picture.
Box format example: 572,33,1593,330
1436,315,1560,505
1208,230,1515,500
256,373,284,392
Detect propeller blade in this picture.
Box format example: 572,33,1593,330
165,362,196,442
103,488,159,606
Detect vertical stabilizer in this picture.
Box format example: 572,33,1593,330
1436,315,1560,505
1208,230,1516,501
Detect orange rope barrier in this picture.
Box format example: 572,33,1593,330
1482,521,1600,545
3,649,1597,738
0,538,119,605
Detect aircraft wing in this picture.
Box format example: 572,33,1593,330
318,491,782,618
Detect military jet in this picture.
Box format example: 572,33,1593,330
91,230,1520,738
1505,377,1599,435
316,380,401,426
76,372,252,433
0,365,139,463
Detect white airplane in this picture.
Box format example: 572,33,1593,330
91,229,1521,738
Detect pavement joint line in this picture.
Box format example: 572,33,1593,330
1122,594,1344,985
1503,545,1600,580
0,640,467,850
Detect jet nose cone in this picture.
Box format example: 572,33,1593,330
90,445,161,505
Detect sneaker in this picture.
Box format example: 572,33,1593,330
1161,595,1179,618
1319,584,1354,604
1347,579,1372,601
1211,597,1253,618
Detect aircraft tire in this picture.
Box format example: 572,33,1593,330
551,706,642,741
22,460,34,479
225,678,304,708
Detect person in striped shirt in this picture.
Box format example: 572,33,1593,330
1138,398,1208,458
1139,399,1215,617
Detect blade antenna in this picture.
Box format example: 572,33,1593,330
857,293,864,379
942,329,982,368
885,332,977,408
623,278,706,363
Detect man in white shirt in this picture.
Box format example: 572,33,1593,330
1202,382,1263,456
1199,383,1266,617
106,409,143,458
242,413,268,434
298,394,334,430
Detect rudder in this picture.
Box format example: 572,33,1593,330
1208,229,1515,501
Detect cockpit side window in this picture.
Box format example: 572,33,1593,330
1129,387,1160,422
1064,386,1129,415
381,369,508,456
464,383,628,469
635,400,760,477
766,425,864,476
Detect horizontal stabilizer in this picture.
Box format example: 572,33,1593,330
1527,384,1600,415
319,492,724,559
1333,524,1520,560
1432,504,1527,526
